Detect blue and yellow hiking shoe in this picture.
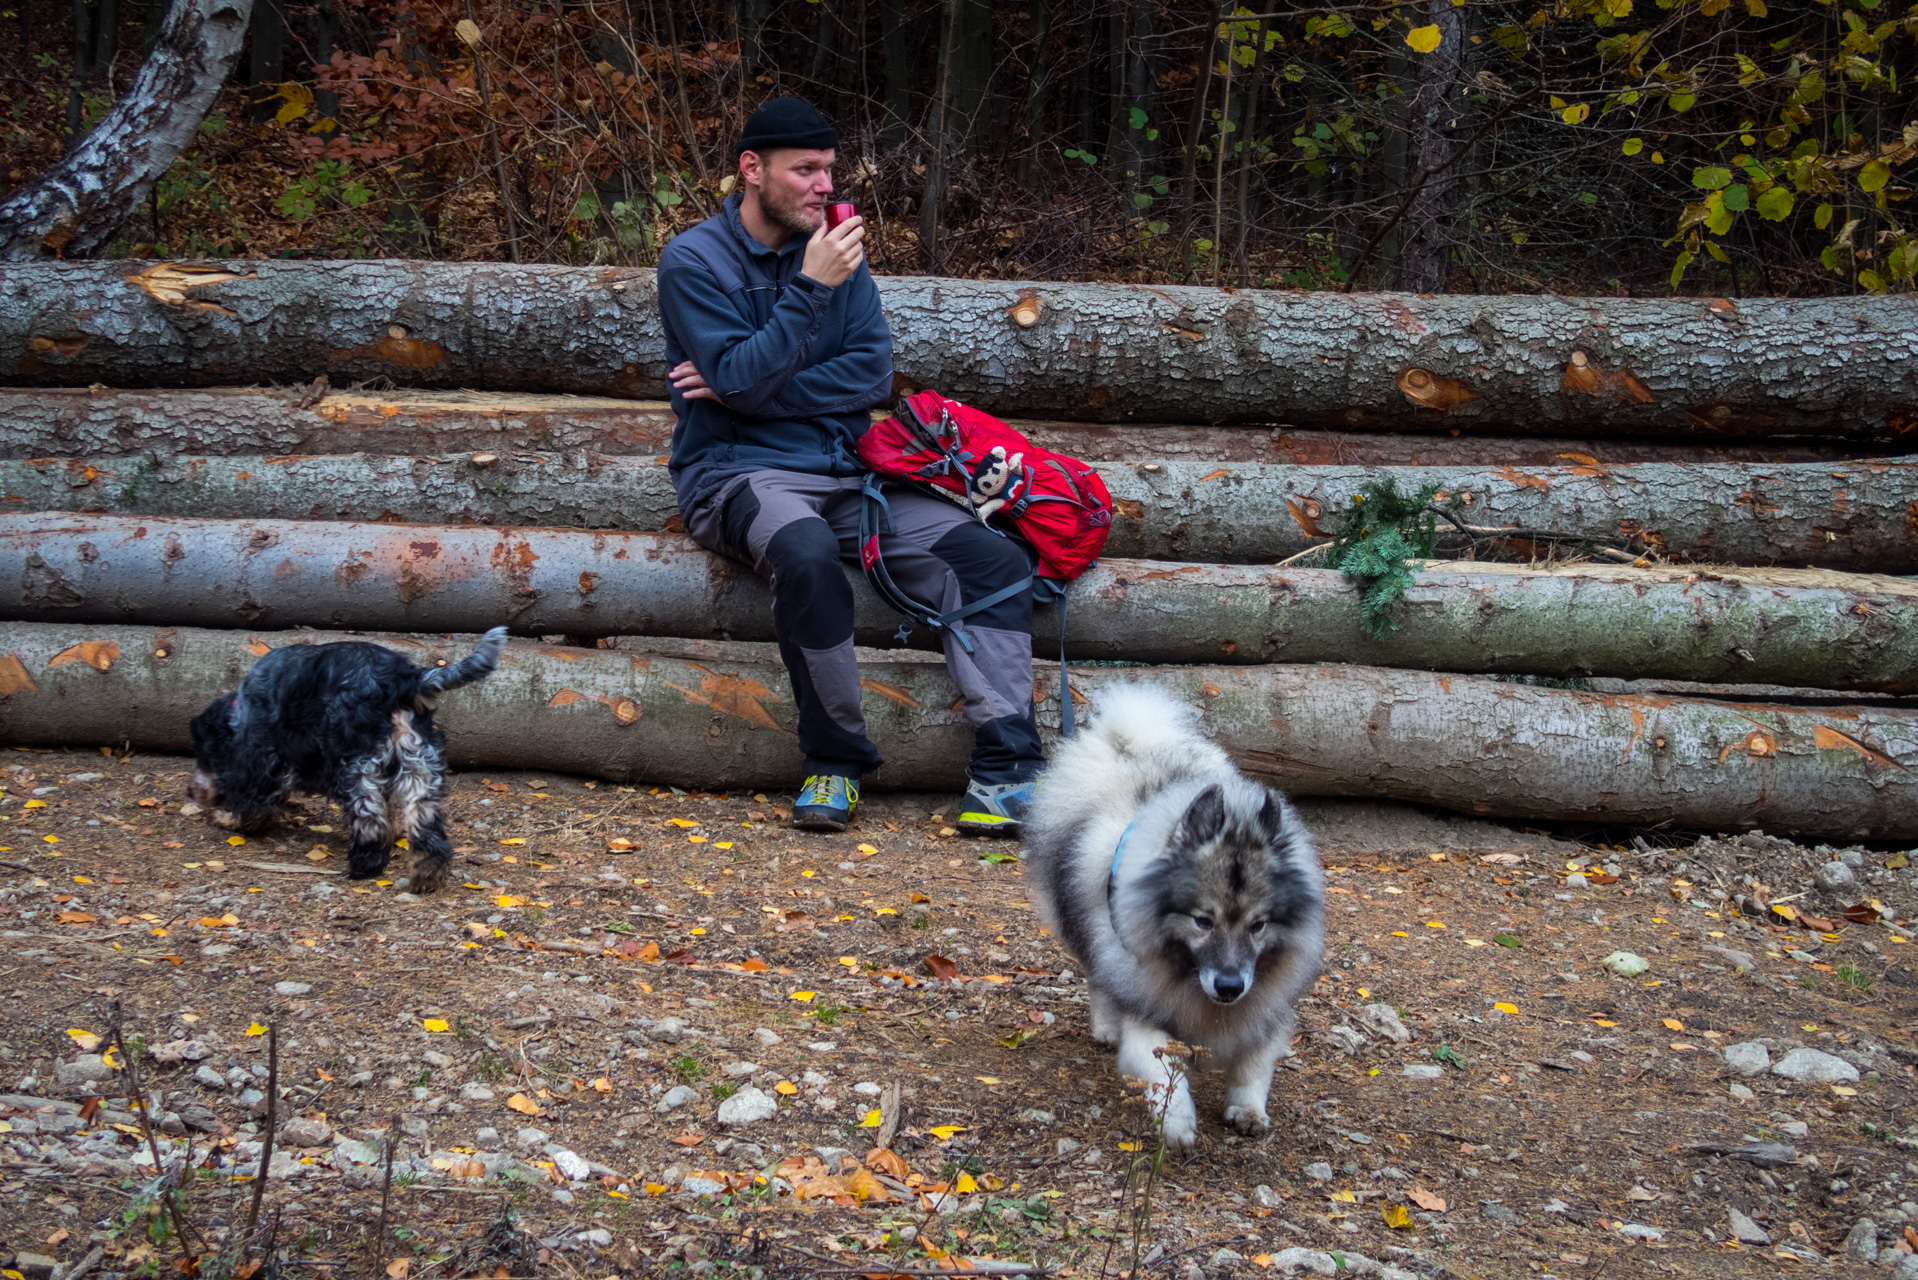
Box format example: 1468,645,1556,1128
793,774,859,833
955,778,1037,837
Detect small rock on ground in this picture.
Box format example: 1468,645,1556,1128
1728,1207,1771,1245
1357,1004,1411,1044
1723,1041,1771,1076
1844,1218,1878,1263
715,1085,777,1125
1770,1048,1860,1083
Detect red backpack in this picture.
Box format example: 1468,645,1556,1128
855,390,1113,733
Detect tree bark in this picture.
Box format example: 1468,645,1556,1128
3,621,1911,837
1392,0,1464,293
878,0,911,146
5,514,1913,688
1,0,253,260
6,262,1917,435
0,388,1887,469
10,449,1913,571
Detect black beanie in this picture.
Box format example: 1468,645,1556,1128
735,97,839,158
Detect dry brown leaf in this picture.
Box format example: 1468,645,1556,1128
1408,1187,1447,1212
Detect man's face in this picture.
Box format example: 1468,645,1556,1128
742,148,836,239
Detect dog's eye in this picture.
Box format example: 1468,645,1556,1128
1192,914,1214,931
1250,919,1267,934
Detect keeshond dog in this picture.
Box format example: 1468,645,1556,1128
1025,684,1324,1151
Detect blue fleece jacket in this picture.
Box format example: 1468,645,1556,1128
658,193,894,514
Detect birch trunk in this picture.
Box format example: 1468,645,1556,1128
2,621,1909,838
5,261,1916,434
0,0,254,260
8,450,1913,571
3,514,1912,689
4,387,1886,467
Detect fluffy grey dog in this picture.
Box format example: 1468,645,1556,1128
1025,684,1324,1150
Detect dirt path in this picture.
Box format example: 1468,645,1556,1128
2,751,1914,1280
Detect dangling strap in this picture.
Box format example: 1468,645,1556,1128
1031,576,1075,737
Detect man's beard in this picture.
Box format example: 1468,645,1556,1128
759,181,820,239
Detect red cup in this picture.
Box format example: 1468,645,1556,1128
825,201,859,232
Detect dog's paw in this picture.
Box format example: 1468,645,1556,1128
406,863,449,895
1224,1103,1271,1136
1156,1090,1200,1153
210,808,243,830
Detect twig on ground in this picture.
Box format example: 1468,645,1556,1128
110,999,207,1256
51,1245,105,1280
241,1021,279,1259
375,1115,399,1275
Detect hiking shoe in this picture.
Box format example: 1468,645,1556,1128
793,774,859,833
955,778,1037,837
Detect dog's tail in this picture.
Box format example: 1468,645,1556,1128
419,627,509,695
1085,682,1201,757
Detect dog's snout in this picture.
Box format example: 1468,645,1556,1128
187,769,219,804
1209,971,1247,1004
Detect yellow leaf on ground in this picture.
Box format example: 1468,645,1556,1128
1253,1256,1275,1269
67,1029,102,1050
975,1076,1003,1085
954,1173,979,1194
775,1081,798,1095
1329,1189,1358,1203
245,1022,268,1036
1663,1018,1685,1031
227,836,246,846
506,1094,541,1116
927,1125,967,1140
593,1078,611,1093
856,843,878,855
1494,1002,1519,1015
1405,23,1441,52
1383,1204,1413,1229
668,818,699,828
860,1109,883,1128
496,895,525,908
423,1018,450,1033
790,991,817,1002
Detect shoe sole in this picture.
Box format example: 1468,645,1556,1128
792,811,852,833
955,812,1021,837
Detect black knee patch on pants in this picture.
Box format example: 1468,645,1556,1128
717,481,762,564
971,711,1044,785
766,518,854,651
930,523,1034,631
765,517,880,775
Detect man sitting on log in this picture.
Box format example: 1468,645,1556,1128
657,97,1044,836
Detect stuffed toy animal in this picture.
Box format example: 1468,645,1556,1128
966,445,1025,522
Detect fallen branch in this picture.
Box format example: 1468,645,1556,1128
0,622,1911,838
6,262,1917,434
4,514,1912,688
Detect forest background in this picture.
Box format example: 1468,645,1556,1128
2,0,1914,294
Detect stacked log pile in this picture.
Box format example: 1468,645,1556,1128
2,261,1914,838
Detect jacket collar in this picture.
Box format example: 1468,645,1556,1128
722,191,805,261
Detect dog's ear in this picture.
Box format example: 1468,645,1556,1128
1175,784,1227,850
1256,790,1291,846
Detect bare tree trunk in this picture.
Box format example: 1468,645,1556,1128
7,261,1917,435
244,0,282,122
4,0,251,259
9,447,1913,571
6,513,1914,688
67,0,95,151
1016,0,1050,191
918,0,956,270
5,620,1912,836
878,0,911,147
1392,0,1464,294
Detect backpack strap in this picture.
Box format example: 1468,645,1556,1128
859,476,1079,738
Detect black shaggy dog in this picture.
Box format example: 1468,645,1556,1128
188,628,508,893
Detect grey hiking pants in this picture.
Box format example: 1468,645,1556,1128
683,470,1044,784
